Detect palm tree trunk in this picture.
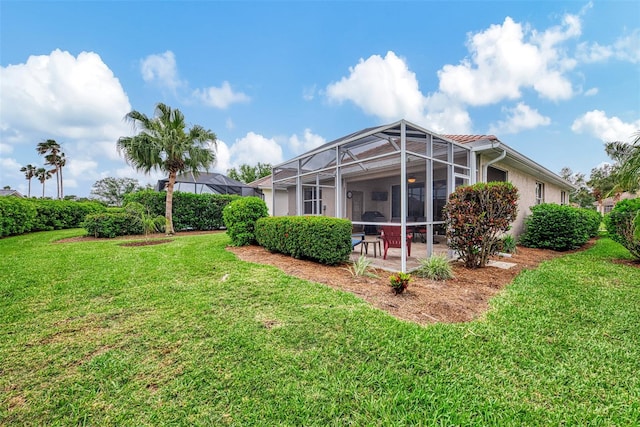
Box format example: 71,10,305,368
42,181,45,198
59,166,63,199
27,178,31,198
165,171,176,235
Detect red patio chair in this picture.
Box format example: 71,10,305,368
380,226,412,260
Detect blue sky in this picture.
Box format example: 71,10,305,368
1,0,639,198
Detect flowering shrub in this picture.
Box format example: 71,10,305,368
443,182,519,268
389,272,411,294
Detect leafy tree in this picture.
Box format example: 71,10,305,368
559,167,595,208
227,162,272,183
588,163,620,210
605,131,640,192
36,139,65,199
91,177,142,206
20,164,37,197
34,168,52,198
117,102,217,235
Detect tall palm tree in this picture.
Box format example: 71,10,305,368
117,103,217,235
35,167,52,198
36,139,64,199
46,152,66,199
20,164,37,197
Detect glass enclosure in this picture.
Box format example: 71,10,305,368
272,120,471,272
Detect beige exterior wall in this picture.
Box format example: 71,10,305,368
480,158,567,236
261,188,289,216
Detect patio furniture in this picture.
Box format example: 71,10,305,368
351,233,364,250
360,235,382,258
380,226,412,260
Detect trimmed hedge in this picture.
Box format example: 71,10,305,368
82,211,143,238
520,204,599,251
604,198,640,260
0,197,37,237
223,197,269,246
124,190,239,231
255,216,352,265
0,198,105,237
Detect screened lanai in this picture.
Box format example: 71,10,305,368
272,120,473,272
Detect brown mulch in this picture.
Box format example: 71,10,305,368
228,240,597,325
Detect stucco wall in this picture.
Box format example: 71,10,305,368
485,160,566,236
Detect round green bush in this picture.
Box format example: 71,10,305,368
520,204,592,251
223,197,269,246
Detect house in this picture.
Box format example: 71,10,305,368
247,174,288,216
596,191,638,215
155,172,263,197
0,188,25,198
270,120,575,271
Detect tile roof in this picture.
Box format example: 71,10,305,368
442,135,499,144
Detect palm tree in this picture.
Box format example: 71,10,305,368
35,167,52,198
117,103,217,235
606,131,640,192
45,152,66,199
20,164,37,197
36,139,64,199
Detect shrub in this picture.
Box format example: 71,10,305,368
520,204,594,251
0,198,104,237
496,235,517,254
414,254,454,280
255,216,352,265
581,208,602,238
124,190,238,231
222,197,269,246
346,255,378,278
0,197,36,237
389,272,411,294
125,202,166,237
443,182,519,268
604,198,640,260
82,211,143,238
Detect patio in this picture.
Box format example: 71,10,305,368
349,236,450,272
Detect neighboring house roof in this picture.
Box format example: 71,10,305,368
0,189,24,197
248,174,273,189
156,172,261,196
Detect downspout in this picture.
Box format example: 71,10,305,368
481,143,506,182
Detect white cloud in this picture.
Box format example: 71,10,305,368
228,132,283,167
193,81,250,109
289,129,326,154
584,87,598,96
212,139,232,173
0,49,132,147
489,102,551,134
437,14,580,105
303,85,316,101
0,142,13,155
571,110,640,142
326,51,427,123
225,118,235,130
140,51,184,90
325,51,472,132
577,29,640,64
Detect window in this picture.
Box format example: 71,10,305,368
535,182,545,205
391,183,425,219
604,204,614,213
487,166,507,182
303,187,322,214
561,191,567,205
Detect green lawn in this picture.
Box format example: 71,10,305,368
1,230,639,426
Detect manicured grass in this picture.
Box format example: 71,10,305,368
1,230,639,425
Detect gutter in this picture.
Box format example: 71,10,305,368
476,142,506,182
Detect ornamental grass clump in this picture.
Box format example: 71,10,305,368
389,272,411,294
415,254,454,280
346,255,379,278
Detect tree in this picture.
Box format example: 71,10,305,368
117,103,217,235
20,164,37,197
36,139,65,199
91,177,142,206
34,167,52,198
605,131,640,192
227,162,272,183
559,167,595,208
588,163,621,211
